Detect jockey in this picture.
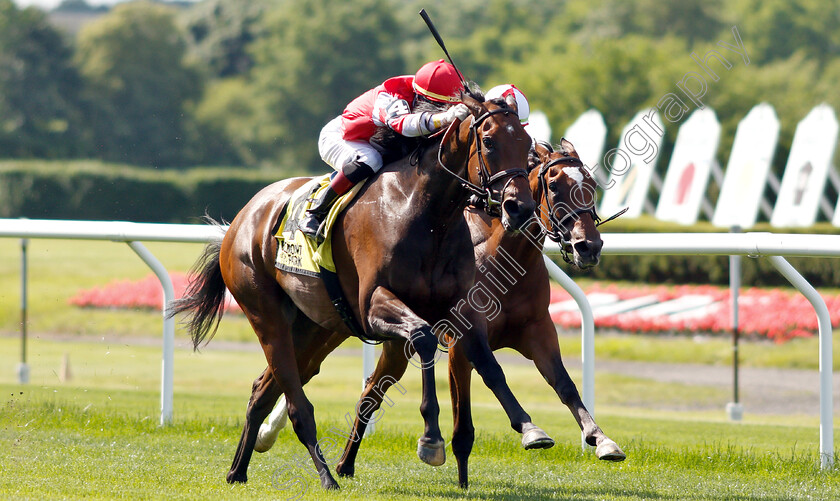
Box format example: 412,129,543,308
300,59,471,242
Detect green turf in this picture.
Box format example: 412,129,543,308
1,337,838,500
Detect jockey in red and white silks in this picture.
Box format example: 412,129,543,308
301,59,469,242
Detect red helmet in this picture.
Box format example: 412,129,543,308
413,59,463,103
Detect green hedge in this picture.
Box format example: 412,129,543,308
560,216,840,288
0,161,308,223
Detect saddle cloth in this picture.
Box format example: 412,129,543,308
274,174,365,277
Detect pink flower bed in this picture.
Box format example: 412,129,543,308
550,282,840,343
70,274,840,343
69,272,241,313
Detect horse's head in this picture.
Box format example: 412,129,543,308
530,138,603,269
439,92,535,232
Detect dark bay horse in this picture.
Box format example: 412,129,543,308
256,138,626,487
170,93,554,490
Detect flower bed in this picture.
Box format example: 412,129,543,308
69,272,241,313
550,283,840,343
69,274,840,343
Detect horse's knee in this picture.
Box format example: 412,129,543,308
287,398,315,430
409,328,438,361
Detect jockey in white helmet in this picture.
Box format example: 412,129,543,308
485,84,530,126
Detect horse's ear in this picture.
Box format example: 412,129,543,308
505,93,518,115
461,93,483,117
559,137,578,157
439,116,468,168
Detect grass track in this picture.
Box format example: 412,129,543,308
1,337,838,500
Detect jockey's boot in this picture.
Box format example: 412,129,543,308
300,160,374,244
299,186,341,244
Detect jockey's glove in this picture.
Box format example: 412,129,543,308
431,103,470,130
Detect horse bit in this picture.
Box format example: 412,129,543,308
535,151,627,263
435,106,528,217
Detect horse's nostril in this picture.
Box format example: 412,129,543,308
503,199,521,218
573,240,590,256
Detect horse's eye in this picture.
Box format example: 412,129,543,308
482,137,494,150
548,181,557,191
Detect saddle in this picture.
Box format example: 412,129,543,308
274,174,365,277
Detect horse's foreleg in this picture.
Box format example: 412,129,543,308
525,315,625,461
228,368,282,483
449,341,475,489
367,286,445,466
335,340,410,477
456,312,554,450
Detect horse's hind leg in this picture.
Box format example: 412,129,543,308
228,368,282,483
255,315,340,490
335,340,410,477
525,315,625,461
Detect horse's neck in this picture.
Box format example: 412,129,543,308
470,209,545,268
496,218,545,264
397,149,472,230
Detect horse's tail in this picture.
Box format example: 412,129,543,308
167,236,228,351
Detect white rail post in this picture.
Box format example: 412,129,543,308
542,255,595,452
362,343,376,436
767,256,833,469
127,241,175,426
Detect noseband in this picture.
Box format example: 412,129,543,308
436,107,528,217
536,155,627,263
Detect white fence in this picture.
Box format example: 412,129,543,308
0,219,835,468
0,219,224,426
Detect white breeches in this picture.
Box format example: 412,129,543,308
318,116,384,172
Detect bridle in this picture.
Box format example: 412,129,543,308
535,153,627,263
435,106,528,217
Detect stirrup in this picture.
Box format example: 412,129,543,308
299,214,326,244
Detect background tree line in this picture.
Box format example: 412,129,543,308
1,0,838,173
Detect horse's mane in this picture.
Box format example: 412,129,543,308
371,84,486,165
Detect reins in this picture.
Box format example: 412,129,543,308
535,154,628,263
435,107,528,217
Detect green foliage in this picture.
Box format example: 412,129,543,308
179,0,270,78
209,0,405,171
0,160,289,223
74,2,204,167
0,0,89,158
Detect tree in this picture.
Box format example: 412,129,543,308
0,0,90,158
203,0,405,170
74,1,204,166
180,0,271,78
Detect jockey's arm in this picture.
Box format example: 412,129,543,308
372,92,468,137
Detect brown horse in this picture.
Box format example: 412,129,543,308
256,139,627,486
169,93,555,490
258,138,625,487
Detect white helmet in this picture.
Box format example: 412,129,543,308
485,84,530,126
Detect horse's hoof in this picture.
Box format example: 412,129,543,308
254,424,277,453
322,478,340,490
596,439,626,461
226,471,247,484
417,437,446,466
521,423,555,450
335,462,354,478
